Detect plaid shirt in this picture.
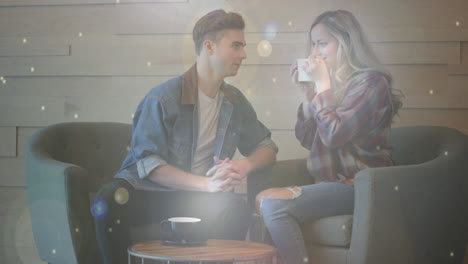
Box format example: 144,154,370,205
295,71,394,185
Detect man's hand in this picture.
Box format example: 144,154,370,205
206,157,252,182
204,157,251,192
205,177,240,193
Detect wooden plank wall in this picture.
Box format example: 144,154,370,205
0,0,467,263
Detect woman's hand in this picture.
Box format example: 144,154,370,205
303,55,331,93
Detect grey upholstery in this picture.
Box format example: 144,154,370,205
264,126,468,264
26,123,468,264
26,122,132,264
25,121,270,264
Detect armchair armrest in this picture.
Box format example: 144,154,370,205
26,154,100,264
349,155,468,264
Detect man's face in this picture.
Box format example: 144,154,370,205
210,29,247,78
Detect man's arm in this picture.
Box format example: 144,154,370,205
147,164,237,192
242,145,277,174
208,146,277,182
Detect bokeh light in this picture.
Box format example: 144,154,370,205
257,40,272,57
91,197,109,220
263,23,278,41
114,187,130,205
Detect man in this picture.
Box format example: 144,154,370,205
94,9,277,264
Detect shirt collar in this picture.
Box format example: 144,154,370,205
181,63,238,105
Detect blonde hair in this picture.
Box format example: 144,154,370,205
308,10,403,116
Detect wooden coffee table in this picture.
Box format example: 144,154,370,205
128,239,277,263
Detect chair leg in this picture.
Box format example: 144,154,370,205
248,213,274,245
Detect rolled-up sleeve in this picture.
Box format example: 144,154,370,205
295,103,318,150
254,137,278,153
237,96,278,156
130,95,170,179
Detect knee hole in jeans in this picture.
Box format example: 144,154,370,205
259,186,302,213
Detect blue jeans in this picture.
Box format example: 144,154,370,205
260,182,354,264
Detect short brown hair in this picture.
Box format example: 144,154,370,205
192,9,245,55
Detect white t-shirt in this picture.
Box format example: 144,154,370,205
191,90,223,176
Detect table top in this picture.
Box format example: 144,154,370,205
128,239,276,262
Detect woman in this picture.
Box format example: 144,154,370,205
257,10,403,264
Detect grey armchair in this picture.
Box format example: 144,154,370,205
26,122,132,264
259,126,468,264
25,121,270,264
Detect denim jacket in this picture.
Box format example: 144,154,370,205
115,64,278,191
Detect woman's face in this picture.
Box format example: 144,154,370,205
310,23,339,69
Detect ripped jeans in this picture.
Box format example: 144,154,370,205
260,182,354,264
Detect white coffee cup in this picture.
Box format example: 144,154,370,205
160,217,202,242
297,58,313,82
168,217,201,223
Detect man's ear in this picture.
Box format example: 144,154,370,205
203,39,215,55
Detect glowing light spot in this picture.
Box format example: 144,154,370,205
75,228,80,233
246,89,252,96
455,21,460,27
376,145,381,150
126,146,130,151
78,32,83,37
288,21,293,26
41,106,45,111
52,249,56,254
108,227,113,233
131,113,135,119
1,79,5,84
257,40,272,57
74,114,79,119
394,185,399,191
147,61,152,67
450,251,454,257
263,23,278,41
116,0,120,2
22,38,27,44
341,225,346,230
0,76,3,80
30,67,35,73
91,197,109,220
303,257,308,263
272,77,277,83
116,219,121,224
114,187,130,205
429,90,434,95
